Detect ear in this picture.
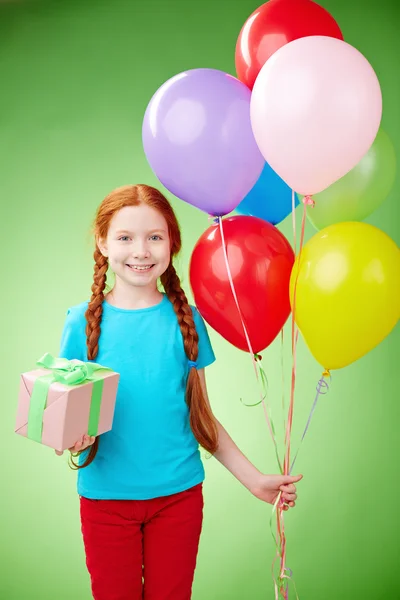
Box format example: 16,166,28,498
96,236,108,257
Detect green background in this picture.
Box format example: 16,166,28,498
1,0,399,598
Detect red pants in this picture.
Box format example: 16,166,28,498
80,483,204,600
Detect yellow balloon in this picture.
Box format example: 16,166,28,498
290,222,400,371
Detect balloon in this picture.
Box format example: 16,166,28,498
307,129,396,230
190,216,294,353
250,36,382,196
290,222,400,371
142,68,264,216
236,162,299,225
235,0,343,89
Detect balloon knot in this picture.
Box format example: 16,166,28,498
322,369,331,378
303,195,315,207
208,215,221,224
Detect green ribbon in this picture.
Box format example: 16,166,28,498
27,353,112,443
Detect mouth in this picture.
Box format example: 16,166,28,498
126,264,155,272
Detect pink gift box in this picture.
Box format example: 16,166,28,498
15,367,119,453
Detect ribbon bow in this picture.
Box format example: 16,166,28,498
37,353,107,385
27,353,112,444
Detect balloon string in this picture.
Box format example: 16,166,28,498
272,497,300,600
275,195,312,599
285,198,309,465
281,330,286,438
291,189,297,254
285,198,311,472
217,216,283,474
290,373,331,475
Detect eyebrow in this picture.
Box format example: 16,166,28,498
115,229,168,235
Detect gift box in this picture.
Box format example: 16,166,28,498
15,353,119,453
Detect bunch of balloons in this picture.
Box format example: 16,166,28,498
142,0,400,374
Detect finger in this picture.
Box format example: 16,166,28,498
280,475,303,486
280,483,296,494
283,493,297,501
80,435,96,451
84,435,96,449
288,474,303,483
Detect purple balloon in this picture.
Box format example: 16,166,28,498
142,68,264,216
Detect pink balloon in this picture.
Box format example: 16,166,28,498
250,36,382,196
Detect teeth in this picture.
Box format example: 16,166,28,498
127,265,153,271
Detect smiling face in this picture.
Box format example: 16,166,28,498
97,203,171,290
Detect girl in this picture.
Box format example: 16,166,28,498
57,184,302,600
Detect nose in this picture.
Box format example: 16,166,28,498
131,240,150,260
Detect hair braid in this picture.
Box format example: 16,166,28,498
161,263,219,454
69,246,108,470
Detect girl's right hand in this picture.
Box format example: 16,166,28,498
55,435,96,456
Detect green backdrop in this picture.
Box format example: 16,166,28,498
1,0,399,598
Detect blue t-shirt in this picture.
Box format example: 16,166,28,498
59,293,216,500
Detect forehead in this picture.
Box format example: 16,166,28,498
109,204,168,233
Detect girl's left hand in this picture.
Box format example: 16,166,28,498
250,473,303,510
55,435,96,456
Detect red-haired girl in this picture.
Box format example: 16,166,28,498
58,184,302,600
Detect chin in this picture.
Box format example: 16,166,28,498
123,275,155,287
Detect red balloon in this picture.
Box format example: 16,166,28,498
189,216,294,354
235,0,344,89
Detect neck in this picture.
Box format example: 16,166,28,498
105,278,164,310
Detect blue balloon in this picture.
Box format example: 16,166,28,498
236,162,299,225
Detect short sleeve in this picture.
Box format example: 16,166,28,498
192,306,216,369
59,305,88,361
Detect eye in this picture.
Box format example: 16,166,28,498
118,236,131,241
150,235,162,241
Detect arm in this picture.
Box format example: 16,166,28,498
214,414,263,492
197,368,302,508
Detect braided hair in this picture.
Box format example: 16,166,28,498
70,185,218,469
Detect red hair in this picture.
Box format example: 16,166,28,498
70,184,219,469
